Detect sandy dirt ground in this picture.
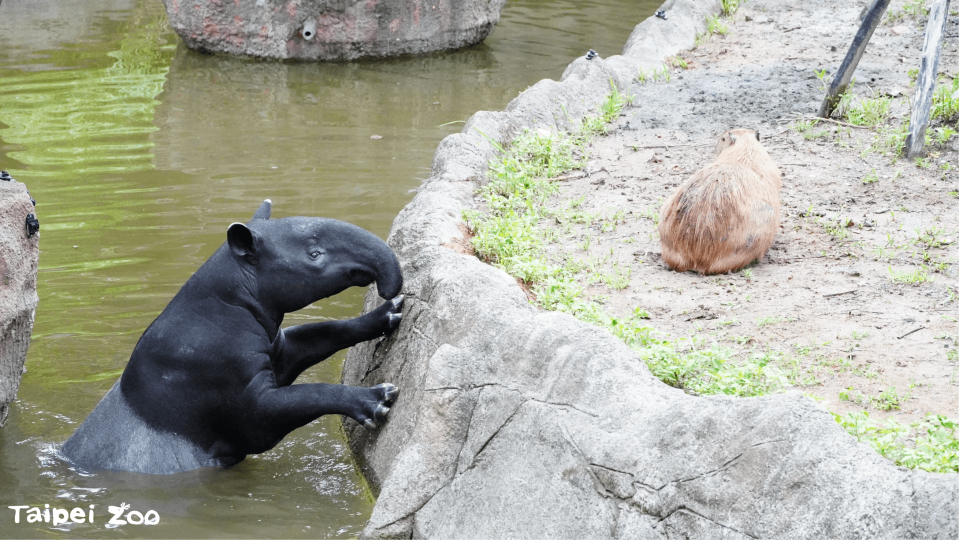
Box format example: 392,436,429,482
537,0,958,420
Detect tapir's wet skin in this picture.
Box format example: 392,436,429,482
0,0,656,537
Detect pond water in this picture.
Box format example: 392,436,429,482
0,0,658,537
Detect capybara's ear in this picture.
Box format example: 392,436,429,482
730,133,739,144
227,222,257,258
755,131,761,141
252,199,272,220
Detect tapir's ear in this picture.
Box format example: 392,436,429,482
227,222,257,258
755,131,761,142
729,133,738,144
252,199,272,220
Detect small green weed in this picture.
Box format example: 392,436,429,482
928,126,957,147
637,64,671,85
915,226,946,249
756,316,782,327
721,0,740,16
706,14,729,36
872,385,911,411
823,216,853,240
873,123,909,157
815,68,830,91
887,0,930,22
932,76,959,122
846,96,891,127
793,118,820,133
888,265,933,284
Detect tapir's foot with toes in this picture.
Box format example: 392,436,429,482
371,295,404,336
355,383,399,430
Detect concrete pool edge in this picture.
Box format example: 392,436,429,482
344,0,959,537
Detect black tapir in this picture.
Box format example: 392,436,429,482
62,200,403,474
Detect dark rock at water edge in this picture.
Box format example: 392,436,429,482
160,0,506,61
0,175,39,427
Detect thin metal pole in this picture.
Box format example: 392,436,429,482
818,0,892,118
904,0,952,159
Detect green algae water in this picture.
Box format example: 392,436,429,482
0,0,658,536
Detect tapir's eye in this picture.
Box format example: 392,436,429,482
309,251,321,259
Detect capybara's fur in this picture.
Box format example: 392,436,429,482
658,129,782,275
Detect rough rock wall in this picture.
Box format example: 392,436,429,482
0,178,39,427
343,1,959,538
160,0,506,61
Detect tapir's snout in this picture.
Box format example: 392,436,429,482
371,248,402,300
330,220,403,300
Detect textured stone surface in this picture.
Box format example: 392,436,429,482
343,1,959,538
0,178,39,427
160,0,506,61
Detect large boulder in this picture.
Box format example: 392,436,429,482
160,0,506,61
0,175,39,427
342,0,958,538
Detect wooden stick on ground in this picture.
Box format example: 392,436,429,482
823,289,858,298
904,0,952,159
818,0,892,118
898,326,926,340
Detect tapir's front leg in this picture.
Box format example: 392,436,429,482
241,379,399,453
272,296,403,386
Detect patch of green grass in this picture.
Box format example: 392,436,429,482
637,64,671,85
872,123,909,157
581,80,631,135
871,385,912,411
932,76,959,122
792,118,820,133
846,96,891,127
669,55,689,70
914,226,946,249
822,215,853,240
706,13,730,35
721,0,740,16
839,386,869,407
640,344,792,397
888,265,934,285
637,204,660,225
803,129,829,140
600,261,632,290
756,315,783,327
888,0,930,23
862,168,879,184
834,412,958,473
927,126,957,147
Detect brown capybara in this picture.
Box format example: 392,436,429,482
658,129,782,275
